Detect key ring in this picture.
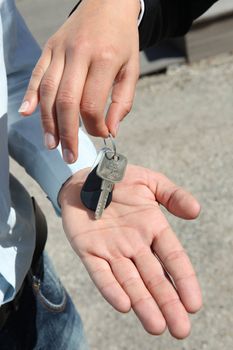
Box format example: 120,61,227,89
103,134,117,160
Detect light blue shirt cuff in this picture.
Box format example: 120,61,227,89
8,115,97,215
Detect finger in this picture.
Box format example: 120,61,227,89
56,54,88,163
152,225,202,314
105,60,139,137
148,171,201,219
134,248,191,339
19,46,52,116
81,255,131,313
80,59,114,138
39,51,65,149
110,257,166,335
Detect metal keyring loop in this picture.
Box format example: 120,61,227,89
104,134,117,159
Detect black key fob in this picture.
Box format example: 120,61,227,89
81,165,112,211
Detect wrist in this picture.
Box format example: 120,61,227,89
70,0,141,22
58,167,90,208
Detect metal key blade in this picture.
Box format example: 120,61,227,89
95,180,113,220
95,150,128,220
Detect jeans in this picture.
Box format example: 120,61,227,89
0,252,89,350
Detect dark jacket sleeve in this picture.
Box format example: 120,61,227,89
69,0,218,51
139,0,219,50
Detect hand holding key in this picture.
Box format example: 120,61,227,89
19,0,140,163
59,165,202,339
81,138,128,219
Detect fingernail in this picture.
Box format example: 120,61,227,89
44,133,56,149
18,101,29,113
63,149,75,163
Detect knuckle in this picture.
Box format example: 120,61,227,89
26,85,37,94
45,37,56,50
73,37,91,54
147,275,166,290
122,276,141,289
56,91,76,109
40,77,57,95
80,100,99,118
164,249,187,264
95,46,117,65
99,280,117,292
160,297,180,310
91,267,110,277
131,296,153,308
85,127,108,138
59,125,77,142
32,64,45,79
40,113,54,129
176,272,197,284
59,133,72,145
66,36,91,57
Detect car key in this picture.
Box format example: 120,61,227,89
80,149,113,211
95,150,127,220
80,135,127,219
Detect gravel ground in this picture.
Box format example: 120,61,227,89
12,1,233,349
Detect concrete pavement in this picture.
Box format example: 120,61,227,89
12,1,233,349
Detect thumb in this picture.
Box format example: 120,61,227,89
150,172,201,220
106,61,139,137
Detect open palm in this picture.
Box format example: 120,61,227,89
59,165,202,339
